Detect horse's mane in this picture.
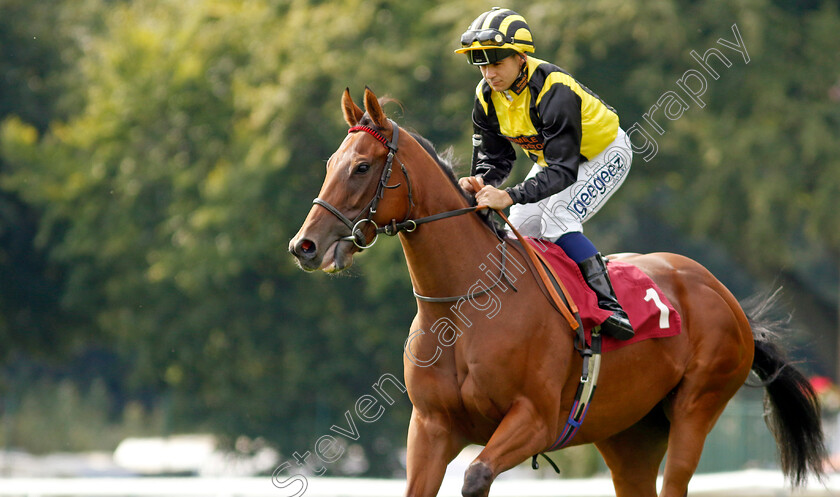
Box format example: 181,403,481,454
407,130,505,237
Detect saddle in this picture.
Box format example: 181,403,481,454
521,237,682,352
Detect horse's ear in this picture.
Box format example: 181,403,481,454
342,88,364,127
363,86,387,129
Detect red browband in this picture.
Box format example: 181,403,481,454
348,125,389,148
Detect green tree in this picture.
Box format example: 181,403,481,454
0,0,104,362
1,0,420,473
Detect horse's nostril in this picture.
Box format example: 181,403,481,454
299,239,315,254
293,238,317,258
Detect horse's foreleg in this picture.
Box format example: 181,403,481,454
405,408,465,497
462,398,549,497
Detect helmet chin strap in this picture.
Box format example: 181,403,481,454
507,55,528,94
518,53,528,72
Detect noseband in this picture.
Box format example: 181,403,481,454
312,119,414,249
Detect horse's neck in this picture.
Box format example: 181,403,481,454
397,149,503,301
401,216,500,292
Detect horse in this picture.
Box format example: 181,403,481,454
289,87,826,497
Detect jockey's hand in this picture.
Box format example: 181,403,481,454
475,185,513,210
458,175,484,194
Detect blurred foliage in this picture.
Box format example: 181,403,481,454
0,0,837,478
1,377,165,454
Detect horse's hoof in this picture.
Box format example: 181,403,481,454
462,460,493,497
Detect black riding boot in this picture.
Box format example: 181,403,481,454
578,253,635,340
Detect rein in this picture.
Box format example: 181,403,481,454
313,121,491,247
313,120,582,327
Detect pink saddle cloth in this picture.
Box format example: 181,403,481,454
525,238,682,352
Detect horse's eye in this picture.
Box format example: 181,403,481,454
355,163,370,174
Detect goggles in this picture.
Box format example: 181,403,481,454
460,29,510,48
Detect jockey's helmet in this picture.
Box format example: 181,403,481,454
455,7,534,66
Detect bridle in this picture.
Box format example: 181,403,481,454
312,119,412,250
311,119,510,302
313,119,485,251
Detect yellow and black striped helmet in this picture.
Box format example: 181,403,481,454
455,7,534,65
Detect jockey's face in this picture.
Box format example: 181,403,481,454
479,54,523,92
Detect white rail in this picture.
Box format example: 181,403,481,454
0,470,836,497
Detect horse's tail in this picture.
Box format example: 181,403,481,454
745,291,828,486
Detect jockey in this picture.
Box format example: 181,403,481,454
455,7,635,340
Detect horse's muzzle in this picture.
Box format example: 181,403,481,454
289,237,320,271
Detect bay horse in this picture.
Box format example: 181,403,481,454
289,88,826,497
